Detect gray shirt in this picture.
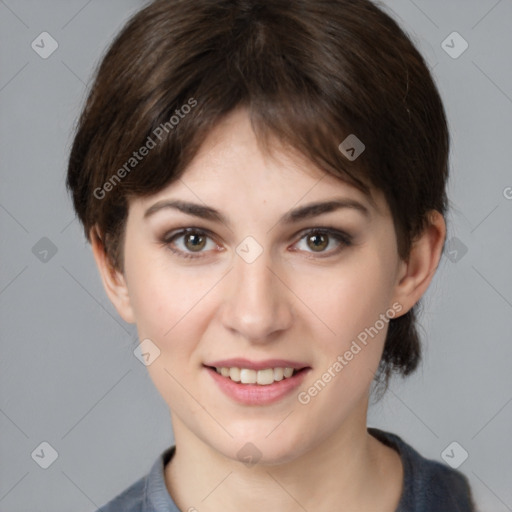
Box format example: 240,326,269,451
96,428,476,511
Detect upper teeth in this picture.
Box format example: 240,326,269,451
216,367,295,385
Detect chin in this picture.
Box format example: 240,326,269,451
209,423,312,467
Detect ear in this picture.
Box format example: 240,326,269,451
391,210,446,316
89,226,136,324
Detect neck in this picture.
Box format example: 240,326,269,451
164,403,403,512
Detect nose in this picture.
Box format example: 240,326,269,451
219,249,294,343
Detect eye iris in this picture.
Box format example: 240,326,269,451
307,233,328,252
185,233,206,251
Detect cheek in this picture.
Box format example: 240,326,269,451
125,248,217,351
302,252,394,348
293,255,396,410
295,266,392,417
125,257,216,407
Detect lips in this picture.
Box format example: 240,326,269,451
205,361,311,405
205,358,307,371
203,358,310,404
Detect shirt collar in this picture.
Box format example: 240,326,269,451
143,445,180,512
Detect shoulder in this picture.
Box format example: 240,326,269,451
368,428,477,512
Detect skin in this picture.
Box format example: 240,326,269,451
91,108,446,511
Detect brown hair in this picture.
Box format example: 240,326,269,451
66,0,450,391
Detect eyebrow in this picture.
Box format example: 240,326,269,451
144,197,371,226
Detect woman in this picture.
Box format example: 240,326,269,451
66,0,476,510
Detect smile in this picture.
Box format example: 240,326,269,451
214,366,297,385
204,360,311,405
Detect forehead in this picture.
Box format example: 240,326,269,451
131,108,388,219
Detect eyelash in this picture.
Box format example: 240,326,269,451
159,226,353,260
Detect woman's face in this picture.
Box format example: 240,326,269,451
111,108,411,464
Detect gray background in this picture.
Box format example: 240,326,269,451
1,0,511,511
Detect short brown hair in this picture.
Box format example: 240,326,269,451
66,0,450,390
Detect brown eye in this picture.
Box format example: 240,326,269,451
161,228,219,260
183,232,207,252
293,228,353,258
306,232,329,252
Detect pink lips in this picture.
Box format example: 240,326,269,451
205,358,308,371
204,358,311,406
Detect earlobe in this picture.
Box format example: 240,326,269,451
89,226,136,324
391,211,446,316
